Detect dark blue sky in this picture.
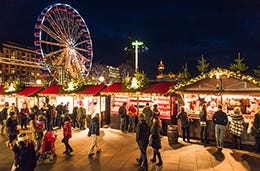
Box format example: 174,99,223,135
1,0,260,78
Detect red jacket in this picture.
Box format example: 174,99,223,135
63,121,72,139
128,105,137,117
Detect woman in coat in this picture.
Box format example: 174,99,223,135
150,116,163,166
177,106,190,142
229,107,244,149
199,104,208,144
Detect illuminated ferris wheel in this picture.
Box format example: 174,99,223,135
34,3,93,82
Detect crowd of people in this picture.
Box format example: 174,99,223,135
0,100,260,171
177,103,260,154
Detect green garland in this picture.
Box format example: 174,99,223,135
60,78,84,93
3,78,25,94
123,72,149,92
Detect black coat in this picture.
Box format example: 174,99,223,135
136,120,149,147
150,124,161,149
88,117,100,136
13,141,36,171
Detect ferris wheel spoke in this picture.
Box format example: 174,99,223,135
52,50,67,66
75,47,90,53
40,40,66,48
41,24,64,43
75,51,91,63
45,15,68,42
75,40,89,47
44,48,65,59
73,30,84,44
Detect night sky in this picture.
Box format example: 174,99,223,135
1,0,260,78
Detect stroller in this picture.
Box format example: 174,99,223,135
37,130,57,165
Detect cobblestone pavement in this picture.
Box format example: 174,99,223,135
1,127,260,171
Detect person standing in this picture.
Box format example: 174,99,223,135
77,104,86,130
0,102,9,134
55,102,64,128
62,116,73,154
152,104,160,118
128,104,137,132
142,103,153,128
199,104,209,144
150,117,163,166
88,113,101,157
118,102,127,133
252,106,260,153
136,113,149,171
20,102,30,130
213,105,228,152
229,107,244,149
177,106,190,142
11,133,36,171
29,114,45,155
6,112,18,149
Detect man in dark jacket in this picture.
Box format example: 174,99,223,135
118,102,127,133
213,105,228,152
0,102,9,134
136,113,149,171
88,113,101,157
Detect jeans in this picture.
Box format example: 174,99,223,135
88,134,101,154
63,137,72,151
215,124,226,149
120,118,127,131
137,142,148,168
128,117,136,132
200,124,208,142
182,127,190,141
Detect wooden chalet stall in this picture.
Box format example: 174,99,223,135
0,85,44,109
37,84,107,126
100,82,177,134
168,68,260,145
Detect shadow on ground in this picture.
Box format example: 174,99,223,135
206,146,225,162
230,150,260,171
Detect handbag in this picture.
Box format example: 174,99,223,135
200,121,207,127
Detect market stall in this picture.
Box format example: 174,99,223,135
168,68,260,145
0,85,44,110
100,81,177,134
38,84,107,125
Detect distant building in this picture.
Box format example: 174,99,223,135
0,42,43,85
156,60,165,79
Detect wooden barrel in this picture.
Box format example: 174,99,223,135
167,125,178,144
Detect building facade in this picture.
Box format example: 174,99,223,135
0,42,43,85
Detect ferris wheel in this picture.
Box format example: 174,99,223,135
34,3,93,82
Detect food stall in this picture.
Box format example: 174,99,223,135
38,84,107,126
100,81,177,134
168,68,260,145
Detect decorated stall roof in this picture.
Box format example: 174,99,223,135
38,85,62,95
38,84,106,96
16,86,44,96
75,84,106,95
168,68,260,95
101,82,175,95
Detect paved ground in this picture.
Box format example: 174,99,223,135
1,127,260,171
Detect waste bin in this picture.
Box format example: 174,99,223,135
167,125,178,144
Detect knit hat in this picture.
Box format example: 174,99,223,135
17,133,29,142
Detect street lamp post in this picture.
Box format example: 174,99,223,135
132,40,144,72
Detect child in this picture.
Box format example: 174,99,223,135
62,116,73,154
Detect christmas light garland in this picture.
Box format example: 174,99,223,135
168,68,260,94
